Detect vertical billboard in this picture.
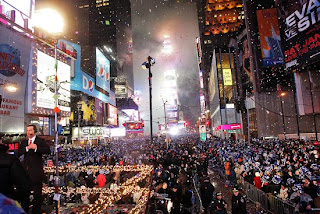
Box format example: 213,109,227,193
95,98,104,125
107,104,118,126
59,40,115,106
96,48,110,93
0,26,31,133
276,0,320,69
223,69,233,86
71,94,96,126
256,8,284,66
36,50,71,112
238,35,253,96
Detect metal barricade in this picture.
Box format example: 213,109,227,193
239,178,296,214
268,194,295,214
242,181,269,211
192,174,204,214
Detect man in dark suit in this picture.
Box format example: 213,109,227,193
17,124,50,214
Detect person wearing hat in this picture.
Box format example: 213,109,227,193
200,176,215,214
209,192,227,214
231,188,247,214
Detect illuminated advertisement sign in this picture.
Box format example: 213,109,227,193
36,50,71,112
0,0,34,31
122,109,139,121
72,127,110,139
216,123,241,130
256,8,283,66
110,127,126,137
107,104,118,126
95,98,104,125
0,25,31,133
59,40,115,106
276,0,320,69
222,69,233,86
167,111,178,118
57,40,77,59
96,48,110,93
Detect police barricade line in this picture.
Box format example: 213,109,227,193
242,181,269,211
192,174,204,214
268,194,295,214
240,178,296,214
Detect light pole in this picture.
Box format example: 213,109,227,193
33,9,64,214
162,98,169,149
77,102,82,144
280,92,286,140
246,91,250,143
142,56,155,143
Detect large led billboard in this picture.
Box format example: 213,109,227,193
96,48,110,93
256,8,284,66
107,104,118,126
36,50,71,112
122,109,139,121
276,0,320,69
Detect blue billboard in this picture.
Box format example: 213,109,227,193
58,40,115,106
96,48,110,93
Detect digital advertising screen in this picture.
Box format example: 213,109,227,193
276,0,320,69
96,48,110,93
107,104,118,126
36,50,71,112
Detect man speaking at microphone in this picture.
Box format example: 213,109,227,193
17,124,50,214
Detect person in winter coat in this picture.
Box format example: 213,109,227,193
278,184,289,200
200,177,215,214
209,192,228,214
0,143,31,212
231,188,247,214
96,170,106,187
253,172,262,189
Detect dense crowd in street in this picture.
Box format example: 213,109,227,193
1,128,320,214
208,139,320,213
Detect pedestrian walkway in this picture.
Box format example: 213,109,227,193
208,168,264,214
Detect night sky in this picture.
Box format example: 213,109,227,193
131,0,201,134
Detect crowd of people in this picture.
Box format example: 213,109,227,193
1,127,320,214
209,139,320,213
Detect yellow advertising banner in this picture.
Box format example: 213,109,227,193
223,69,232,86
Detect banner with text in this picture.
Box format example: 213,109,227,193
0,26,31,133
276,0,320,69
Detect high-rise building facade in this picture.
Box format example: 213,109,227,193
197,0,320,140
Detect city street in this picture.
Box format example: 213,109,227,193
0,0,320,213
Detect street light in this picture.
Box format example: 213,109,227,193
33,8,64,213
142,56,155,143
162,98,169,148
280,92,286,140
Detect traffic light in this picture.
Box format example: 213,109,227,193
205,121,210,127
